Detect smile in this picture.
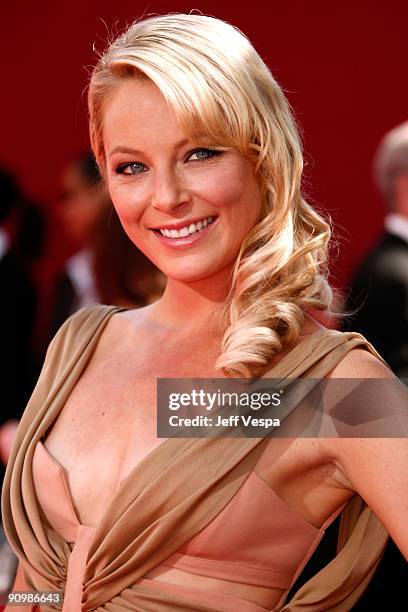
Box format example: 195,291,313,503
151,216,218,248
156,216,215,238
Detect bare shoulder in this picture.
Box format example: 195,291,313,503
96,305,155,351
300,313,393,379
110,304,153,329
326,345,393,379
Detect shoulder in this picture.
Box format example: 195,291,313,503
51,304,119,340
326,345,394,380
43,304,122,371
64,303,118,329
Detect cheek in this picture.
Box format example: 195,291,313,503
108,182,145,227
195,168,251,210
107,181,157,261
203,167,261,230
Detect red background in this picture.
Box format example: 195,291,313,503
1,0,407,289
0,3,407,603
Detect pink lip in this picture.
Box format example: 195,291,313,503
151,217,218,249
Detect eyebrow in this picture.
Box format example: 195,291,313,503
109,138,191,158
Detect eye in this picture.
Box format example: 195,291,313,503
187,148,220,162
115,161,147,175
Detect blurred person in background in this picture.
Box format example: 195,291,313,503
0,170,46,593
49,152,165,339
0,170,44,467
344,121,408,608
345,121,408,377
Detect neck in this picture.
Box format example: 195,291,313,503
148,263,235,336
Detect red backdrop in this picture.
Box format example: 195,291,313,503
1,0,407,290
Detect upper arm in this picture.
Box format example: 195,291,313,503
319,347,408,560
323,436,408,560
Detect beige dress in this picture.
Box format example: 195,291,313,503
1,305,391,610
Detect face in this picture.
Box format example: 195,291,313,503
58,164,106,247
102,79,262,283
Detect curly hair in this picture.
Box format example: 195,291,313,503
88,12,333,377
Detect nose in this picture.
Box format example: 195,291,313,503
150,167,191,212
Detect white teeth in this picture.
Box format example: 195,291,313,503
158,216,214,239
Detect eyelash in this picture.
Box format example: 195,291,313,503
114,148,221,176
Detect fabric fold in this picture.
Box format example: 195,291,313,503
1,304,392,611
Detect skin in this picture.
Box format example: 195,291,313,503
58,164,107,249
11,79,407,609
103,78,263,333
393,172,408,217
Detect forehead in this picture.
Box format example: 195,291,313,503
102,79,187,149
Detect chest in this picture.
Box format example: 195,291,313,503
41,341,229,524
41,335,351,528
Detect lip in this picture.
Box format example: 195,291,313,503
150,215,216,231
151,216,218,249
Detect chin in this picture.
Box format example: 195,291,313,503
162,263,220,283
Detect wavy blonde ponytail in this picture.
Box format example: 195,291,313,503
88,13,334,377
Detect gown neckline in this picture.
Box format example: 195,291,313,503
35,438,324,534
37,305,340,540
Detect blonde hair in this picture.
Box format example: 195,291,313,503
88,12,333,377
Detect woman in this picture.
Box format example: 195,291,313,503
2,13,407,612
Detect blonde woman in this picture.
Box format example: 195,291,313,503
2,13,407,612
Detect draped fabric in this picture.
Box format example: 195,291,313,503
1,304,390,611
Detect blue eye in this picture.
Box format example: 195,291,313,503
114,148,220,175
115,162,147,175
187,148,220,161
